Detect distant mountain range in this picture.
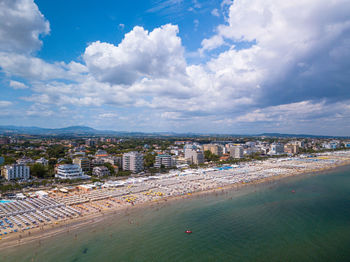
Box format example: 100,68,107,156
256,133,345,139
0,125,108,135
0,125,178,137
0,125,347,138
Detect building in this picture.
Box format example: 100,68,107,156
292,141,305,148
203,144,223,156
269,143,285,155
73,157,91,172
0,156,4,165
284,144,299,155
122,152,144,173
154,154,175,168
92,166,111,177
1,164,30,181
16,157,35,165
184,148,204,165
85,139,97,147
35,157,48,166
229,146,244,159
95,150,108,158
101,156,122,167
0,137,10,145
322,141,340,149
55,164,89,180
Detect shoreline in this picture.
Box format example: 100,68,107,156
1,157,350,250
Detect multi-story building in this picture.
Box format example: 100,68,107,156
92,166,110,177
85,139,97,147
184,148,204,165
203,144,224,156
100,156,122,167
35,157,49,166
95,150,108,158
122,152,144,173
284,144,299,155
55,164,88,180
292,141,305,148
269,143,285,155
322,141,340,149
16,157,35,165
154,154,175,168
229,146,244,159
73,157,91,172
1,164,30,181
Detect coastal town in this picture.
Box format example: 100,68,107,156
1,133,350,241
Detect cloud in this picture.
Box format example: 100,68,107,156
9,80,28,89
1,0,350,134
211,8,220,17
98,113,118,118
0,0,50,53
0,52,87,81
193,19,199,31
200,0,350,108
200,35,225,53
0,100,12,107
147,0,183,14
83,24,186,85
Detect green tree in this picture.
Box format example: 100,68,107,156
144,152,155,168
4,156,16,165
103,162,116,176
47,145,66,158
204,150,219,162
30,163,49,178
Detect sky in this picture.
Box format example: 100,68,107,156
0,0,350,135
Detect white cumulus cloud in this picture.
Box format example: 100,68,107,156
9,80,28,89
0,0,50,53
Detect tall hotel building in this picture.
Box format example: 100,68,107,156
122,152,144,173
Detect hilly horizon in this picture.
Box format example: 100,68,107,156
0,125,348,138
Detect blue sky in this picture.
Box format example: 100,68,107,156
34,0,224,62
0,0,350,135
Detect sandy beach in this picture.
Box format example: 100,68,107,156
1,151,350,250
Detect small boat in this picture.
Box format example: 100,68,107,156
291,190,296,193
185,230,192,234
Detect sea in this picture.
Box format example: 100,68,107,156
2,165,350,262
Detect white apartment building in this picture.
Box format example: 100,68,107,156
92,166,110,177
269,143,285,155
122,152,144,173
229,146,244,159
55,164,89,180
16,157,35,165
184,148,204,165
154,154,175,168
35,157,49,166
1,164,30,181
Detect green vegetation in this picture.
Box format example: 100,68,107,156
117,170,132,176
47,144,66,158
103,162,116,176
144,152,155,168
29,163,52,178
204,150,220,161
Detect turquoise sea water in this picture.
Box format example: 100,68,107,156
2,165,350,261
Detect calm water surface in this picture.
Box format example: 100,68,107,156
2,166,350,262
